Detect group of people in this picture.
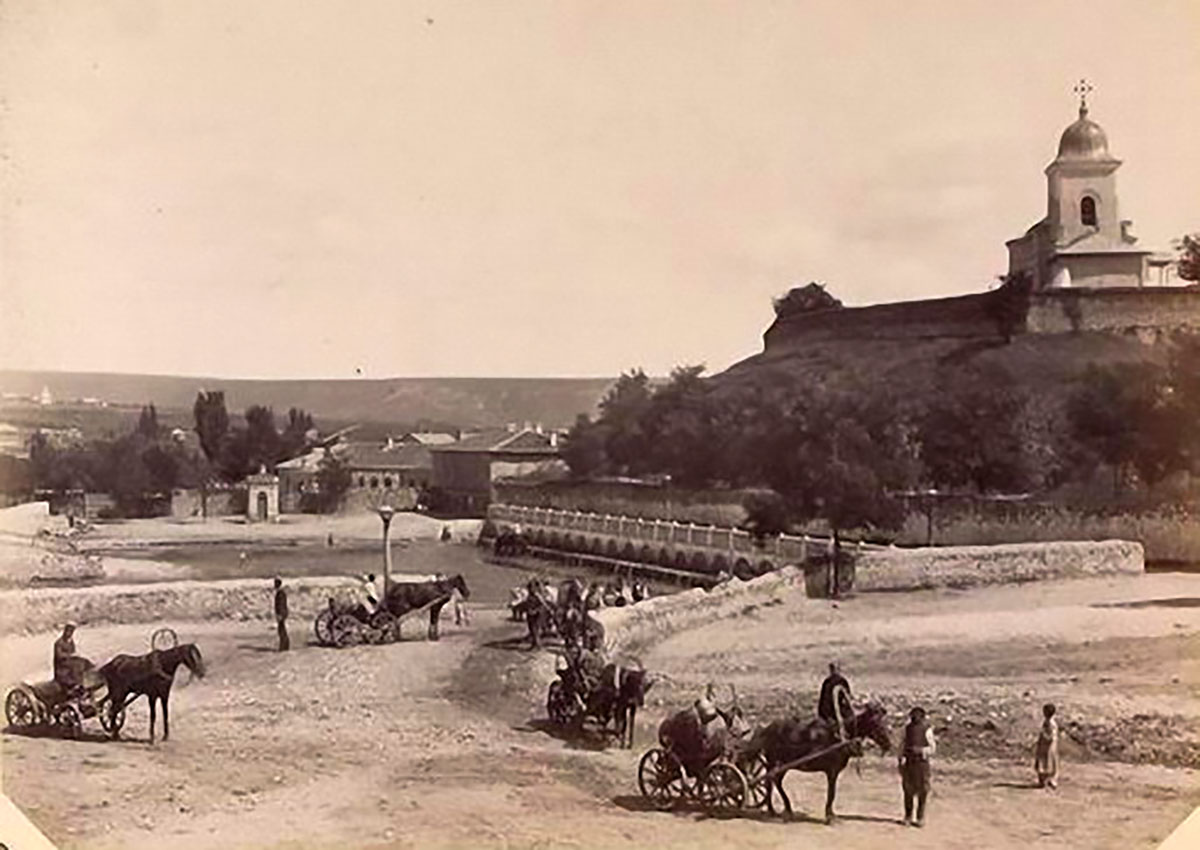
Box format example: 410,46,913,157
812,662,1060,828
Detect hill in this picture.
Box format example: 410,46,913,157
0,371,615,433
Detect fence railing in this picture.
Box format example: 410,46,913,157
488,503,889,560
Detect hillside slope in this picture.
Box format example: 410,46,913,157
0,371,614,430
718,330,1165,402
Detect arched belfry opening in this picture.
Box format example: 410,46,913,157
1081,196,1097,227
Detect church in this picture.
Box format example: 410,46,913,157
1006,87,1177,290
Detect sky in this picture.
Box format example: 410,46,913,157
2,0,1198,380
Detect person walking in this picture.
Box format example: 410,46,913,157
1035,703,1059,789
900,706,936,827
273,577,290,651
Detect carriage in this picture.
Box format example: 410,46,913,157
3,627,178,739
313,575,469,648
636,699,771,814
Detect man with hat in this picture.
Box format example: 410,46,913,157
899,706,936,827
818,661,854,741
273,577,290,651
53,623,99,703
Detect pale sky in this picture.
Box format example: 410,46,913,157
2,1,1198,380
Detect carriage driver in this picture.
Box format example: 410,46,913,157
563,644,611,714
359,573,381,617
53,623,98,700
818,661,854,741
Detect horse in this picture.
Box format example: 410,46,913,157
740,703,892,823
98,644,206,745
381,574,470,640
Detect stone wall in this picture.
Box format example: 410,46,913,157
764,290,1005,352
763,285,1200,355
594,567,810,657
1026,287,1200,337
0,575,360,636
854,539,1143,592
494,480,747,527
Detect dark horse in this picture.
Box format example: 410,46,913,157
741,703,891,823
382,574,470,640
98,643,206,745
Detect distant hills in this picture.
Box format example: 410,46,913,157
0,371,616,432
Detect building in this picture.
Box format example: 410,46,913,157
1007,89,1174,290
428,428,562,516
276,440,437,513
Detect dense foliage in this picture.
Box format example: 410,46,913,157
563,332,1200,538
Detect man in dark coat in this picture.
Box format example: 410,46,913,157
900,706,936,827
273,577,290,651
817,661,853,740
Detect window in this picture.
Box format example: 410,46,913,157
370,476,379,489
1081,196,1097,227
384,476,393,489
357,476,365,488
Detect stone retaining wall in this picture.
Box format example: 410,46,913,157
0,576,360,636
595,567,810,657
854,539,1144,591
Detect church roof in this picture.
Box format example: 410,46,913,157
1055,104,1114,163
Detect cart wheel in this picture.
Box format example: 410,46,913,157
5,688,38,729
699,761,748,813
314,609,336,646
53,704,82,739
97,697,126,736
638,748,686,811
737,751,771,809
368,611,396,645
332,614,363,648
150,627,178,651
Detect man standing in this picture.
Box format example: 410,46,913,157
273,577,290,651
818,661,853,740
900,706,936,827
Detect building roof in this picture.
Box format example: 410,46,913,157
396,432,457,446
429,427,559,455
344,442,432,470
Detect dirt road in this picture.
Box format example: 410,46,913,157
2,574,1198,849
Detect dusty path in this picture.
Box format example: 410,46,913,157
2,575,1198,849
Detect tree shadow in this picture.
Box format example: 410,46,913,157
482,634,537,652
236,643,282,653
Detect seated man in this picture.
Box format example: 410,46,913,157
817,661,854,741
53,623,99,700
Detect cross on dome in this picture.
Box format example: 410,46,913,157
1073,79,1094,116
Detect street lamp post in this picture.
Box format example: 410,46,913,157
377,504,395,598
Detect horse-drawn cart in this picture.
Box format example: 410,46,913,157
313,575,470,648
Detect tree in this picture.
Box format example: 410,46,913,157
915,366,1034,493
1066,363,1183,492
243,405,281,471
598,369,654,476
561,414,609,478
639,365,717,488
136,404,160,438
314,450,352,513
758,385,914,550
193,391,229,463
279,407,315,460
1176,233,1200,282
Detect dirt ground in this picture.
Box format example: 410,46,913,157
2,570,1198,849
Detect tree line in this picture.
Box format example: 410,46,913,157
562,334,1200,544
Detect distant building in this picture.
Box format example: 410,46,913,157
428,428,562,516
37,386,54,406
0,423,24,458
276,440,437,513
